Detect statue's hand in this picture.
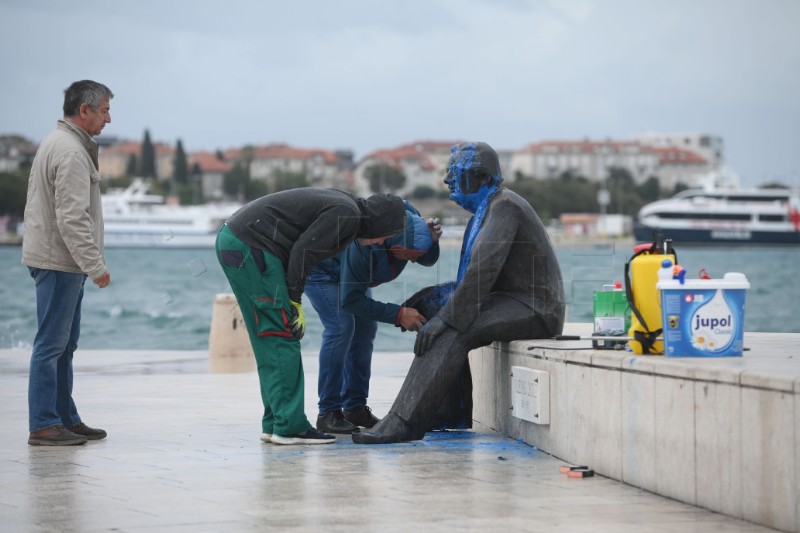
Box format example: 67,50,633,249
414,316,447,356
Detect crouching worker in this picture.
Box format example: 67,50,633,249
353,142,566,445
306,204,441,434
216,188,406,445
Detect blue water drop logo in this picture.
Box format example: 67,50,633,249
690,289,736,353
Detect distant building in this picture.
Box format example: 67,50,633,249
632,132,724,170
187,151,232,201
97,140,175,181
97,141,137,179
354,141,466,197
511,139,661,184
247,143,351,190
353,140,517,197
646,145,709,190
13,131,724,200
510,137,711,189
0,135,37,172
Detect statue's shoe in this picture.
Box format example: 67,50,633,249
351,413,422,444
351,430,408,444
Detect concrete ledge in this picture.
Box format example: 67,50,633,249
469,323,800,532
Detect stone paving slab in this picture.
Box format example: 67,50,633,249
0,349,777,532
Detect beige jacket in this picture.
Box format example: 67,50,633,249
21,120,106,280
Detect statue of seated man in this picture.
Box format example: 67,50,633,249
353,141,566,444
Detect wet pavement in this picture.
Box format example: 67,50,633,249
0,349,777,532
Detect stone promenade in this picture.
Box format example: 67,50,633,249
0,349,776,532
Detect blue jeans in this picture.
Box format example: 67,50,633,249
305,270,377,414
27,268,86,432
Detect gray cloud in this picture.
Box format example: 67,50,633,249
1,0,798,185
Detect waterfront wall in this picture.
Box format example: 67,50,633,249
469,328,800,532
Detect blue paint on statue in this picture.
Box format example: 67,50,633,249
456,185,498,283
417,281,455,310
411,141,505,322
445,143,501,284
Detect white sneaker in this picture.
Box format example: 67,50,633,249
270,428,336,445
260,433,272,442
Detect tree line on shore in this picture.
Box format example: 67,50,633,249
0,160,684,229
6,129,796,229
2,128,701,228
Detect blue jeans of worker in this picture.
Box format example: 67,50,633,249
27,268,86,432
305,271,377,415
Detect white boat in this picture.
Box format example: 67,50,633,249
634,172,800,245
102,179,241,248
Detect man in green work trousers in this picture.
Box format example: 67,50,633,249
216,188,405,445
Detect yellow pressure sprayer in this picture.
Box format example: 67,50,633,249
625,232,677,355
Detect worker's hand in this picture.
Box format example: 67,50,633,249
427,218,442,243
414,316,447,356
397,307,427,332
93,271,111,289
290,300,305,340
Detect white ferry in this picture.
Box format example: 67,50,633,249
634,178,800,245
102,179,240,248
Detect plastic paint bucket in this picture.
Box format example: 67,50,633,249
658,273,750,357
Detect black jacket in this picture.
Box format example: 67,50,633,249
226,187,404,302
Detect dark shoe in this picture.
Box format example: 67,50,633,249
343,405,380,428
69,422,107,441
351,413,422,445
28,425,87,446
270,428,336,445
316,410,359,434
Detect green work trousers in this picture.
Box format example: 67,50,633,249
215,224,312,437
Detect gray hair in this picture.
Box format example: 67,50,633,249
63,80,114,117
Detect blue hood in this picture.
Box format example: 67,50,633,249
385,213,432,253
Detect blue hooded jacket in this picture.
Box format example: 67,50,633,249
313,202,439,324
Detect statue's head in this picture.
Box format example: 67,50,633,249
444,142,503,212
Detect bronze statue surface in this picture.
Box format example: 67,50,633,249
353,142,566,444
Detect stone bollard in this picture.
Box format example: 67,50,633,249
208,293,255,373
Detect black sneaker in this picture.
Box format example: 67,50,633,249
343,405,380,428
270,428,336,445
316,410,359,434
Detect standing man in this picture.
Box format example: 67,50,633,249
23,80,113,446
217,188,406,445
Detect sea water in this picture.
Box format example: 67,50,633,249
0,244,798,351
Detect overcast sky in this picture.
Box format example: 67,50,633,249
1,0,798,186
